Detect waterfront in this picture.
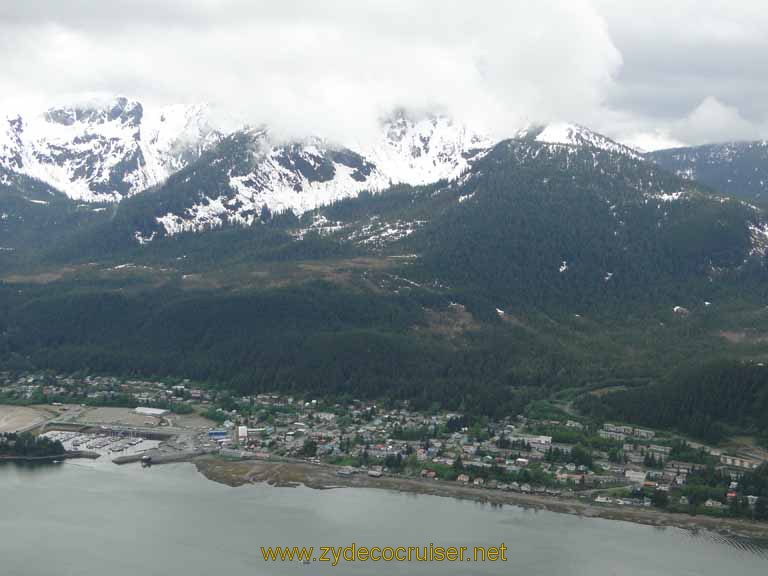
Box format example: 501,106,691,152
1,459,767,576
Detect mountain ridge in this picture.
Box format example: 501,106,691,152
650,140,768,204
2,96,658,241
4,117,768,420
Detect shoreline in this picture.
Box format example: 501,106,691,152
192,456,768,541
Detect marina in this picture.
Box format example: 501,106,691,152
40,430,162,460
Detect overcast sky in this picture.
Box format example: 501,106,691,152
1,0,767,149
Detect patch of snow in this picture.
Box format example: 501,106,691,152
536,124,582,145
390,275,421,288
347,219,426,249
228,156,390,217
519,123,644,160
749,222,768,255
356,113,494,187
134,230,156,245
647,191,686,202
293,213,347,240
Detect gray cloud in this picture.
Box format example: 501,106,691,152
1,0,766,148
596,0,768,146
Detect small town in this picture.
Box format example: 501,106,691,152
1,370,766,522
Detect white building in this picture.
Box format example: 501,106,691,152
624,469,647,484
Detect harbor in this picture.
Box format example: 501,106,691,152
40,430,162,459
0,404,218,469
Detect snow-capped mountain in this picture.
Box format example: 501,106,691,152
142,113,496,237
0,97,222,202
2,96,656,242
0,99,497,233
133,118,658,240
152,128,389,237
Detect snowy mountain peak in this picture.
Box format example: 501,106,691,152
364,112,494,186
0,97,223,202
516,122,643,160
44,96,144,128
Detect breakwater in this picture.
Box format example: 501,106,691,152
0,450,100,463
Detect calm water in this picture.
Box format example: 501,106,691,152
1,459,767,576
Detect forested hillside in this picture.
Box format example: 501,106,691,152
0,168,112,254
408,140,766,311
577,361,768,443
650,141,768,205
3,136,768,430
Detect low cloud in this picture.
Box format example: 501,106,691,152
672,97,762,145
1,1,768,148
0,0,620,145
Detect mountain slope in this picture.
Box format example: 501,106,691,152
5,132,768,418
0,166,112,255
650,141,768,204
28,126,768,307
112,120,652,243
410,139,766,310
283,136,768,314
